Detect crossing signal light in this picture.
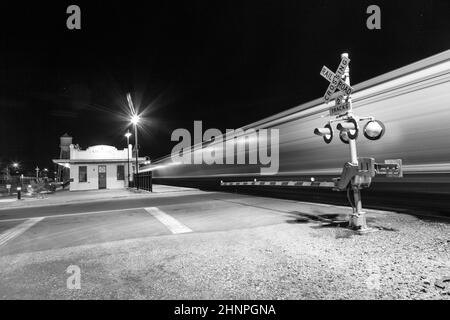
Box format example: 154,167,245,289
314,124,333,144
336,118,359,140
363,120,385,141
315,119,385,145
339,130,350,144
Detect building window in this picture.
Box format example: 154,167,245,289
117,165,125,181
79,166,87,182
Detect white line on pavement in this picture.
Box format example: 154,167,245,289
0,207,142,223
0,199,17,203
144,207,192,234
0,217,44,247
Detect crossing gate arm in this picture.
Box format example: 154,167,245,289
220,158,402,191
220,180,336,188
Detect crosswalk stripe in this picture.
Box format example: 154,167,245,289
0,199,16,203
0,207,142,223
0,217,44,247
144,207,192,234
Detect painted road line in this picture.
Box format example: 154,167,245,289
0,207,142,223
0,199,16,203
144,207,192,234
0,217,44,247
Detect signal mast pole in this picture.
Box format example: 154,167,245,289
340,53,366,230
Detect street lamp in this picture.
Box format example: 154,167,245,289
131,115,140,190
5,162,18,180
127,93,141,190
125,130,132,187
131,114,140,126
12,162,19,176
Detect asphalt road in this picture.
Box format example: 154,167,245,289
0,189,448,299
0,192,231,221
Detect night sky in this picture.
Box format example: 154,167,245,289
1,0,449,175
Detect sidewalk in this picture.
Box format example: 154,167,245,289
0,185,200,210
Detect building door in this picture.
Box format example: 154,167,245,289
98,165,107,189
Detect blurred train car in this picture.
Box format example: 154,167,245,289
142,50,450,211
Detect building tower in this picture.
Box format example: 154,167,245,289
56,133,72,182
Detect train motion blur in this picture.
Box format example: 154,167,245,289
143,50,450,200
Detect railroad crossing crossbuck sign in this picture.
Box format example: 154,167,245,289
320,56,354,116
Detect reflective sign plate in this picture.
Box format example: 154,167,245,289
329,101,350,116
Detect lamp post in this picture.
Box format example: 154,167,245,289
35,166,40,179
127,93,141,190
131,114,140,190
125,130,132,187
7,162,19,180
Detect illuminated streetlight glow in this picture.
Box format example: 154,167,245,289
125,131,132,139
130,114,140,125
